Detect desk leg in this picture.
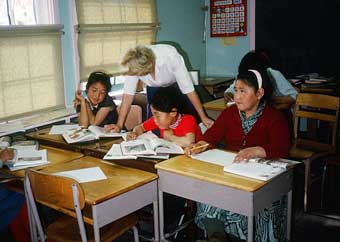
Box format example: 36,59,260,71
153,200,160,242
92,206,100,242
287,190,292,241
158,190,171,242
247,216,254,242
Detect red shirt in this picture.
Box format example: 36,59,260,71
203,104,291,159
142,114,202,142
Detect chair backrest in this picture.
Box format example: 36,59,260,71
293,93,340,153
25,169,87,242
26,169,85,210
118,105,143,131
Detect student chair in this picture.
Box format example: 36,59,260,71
24,169,139,242
289,93,340,212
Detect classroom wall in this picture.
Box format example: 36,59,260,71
156,0,206,75
205,0,252,77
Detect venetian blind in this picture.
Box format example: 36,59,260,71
0,25,65,120
76,0,158,80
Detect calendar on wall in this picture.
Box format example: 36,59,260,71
210,0,247,37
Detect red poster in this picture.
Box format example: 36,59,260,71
210,0,247,37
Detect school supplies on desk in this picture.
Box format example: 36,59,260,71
6,149,49,171
53,167,107,183
103,144,170,160
62,125,126,143
49,124,80,135
191,149,300,181
120,131,184,156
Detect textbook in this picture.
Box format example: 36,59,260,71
62,125,126,144
120,132,184,156
103,144,170,160
6,149,49,171
103,131,183,158
191,149,299,181
0,137,39,150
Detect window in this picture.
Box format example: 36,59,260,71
0,0,64,120
75,0,158,81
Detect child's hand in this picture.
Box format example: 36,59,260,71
74,90,85,108
184,141,209,156
0,148,14,163
127,132,137,140
163,129,173,140
104,124,121,133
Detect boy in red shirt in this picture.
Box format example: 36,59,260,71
127,86,202,147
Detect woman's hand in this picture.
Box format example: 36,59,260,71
104,124,121,133
234,146,266,163
0,148,15,163
184,141,209,156
127,131,137,140
201,116,214,129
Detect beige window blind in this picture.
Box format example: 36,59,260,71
76,0,158,81
0,25,65,120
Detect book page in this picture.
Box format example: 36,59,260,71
49,124,80,135
103,144,137,160
62,128,95,143
53,167,107,183
223,161,286,181
138,132,184,154
120,139,155,156
191,149,235,167
88,125,125,139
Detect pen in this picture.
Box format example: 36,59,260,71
190,143,209,152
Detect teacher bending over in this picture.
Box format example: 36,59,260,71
105,44,213,132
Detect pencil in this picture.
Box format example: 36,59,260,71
190,143,209,152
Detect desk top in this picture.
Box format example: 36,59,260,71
26,127,160,173
203,98,227,112
155,155,264,192
37,156,158,205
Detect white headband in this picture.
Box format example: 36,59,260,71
248,69,262,89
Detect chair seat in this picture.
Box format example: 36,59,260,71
289,146,315,160
46,213,138,242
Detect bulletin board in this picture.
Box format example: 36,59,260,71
210,0,247,38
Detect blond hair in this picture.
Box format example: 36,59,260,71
121,46,155,76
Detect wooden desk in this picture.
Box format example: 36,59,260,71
203,98,227,119
26,127,159,173
155,155,293,242
28,156,159,242
200,76,234,98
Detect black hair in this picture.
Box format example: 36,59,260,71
150,86,185,113
236,69,273,102
238,50,271,73
86,71,112,92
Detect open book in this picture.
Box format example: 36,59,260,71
120,132,184,156
191,149,300,181
62,125,126,143
103,144,170,160
6,149,49,171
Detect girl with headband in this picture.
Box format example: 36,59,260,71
187,69,291,242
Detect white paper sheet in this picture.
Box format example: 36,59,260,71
49,124,80,135
191,149,236,167
54,167,107,183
